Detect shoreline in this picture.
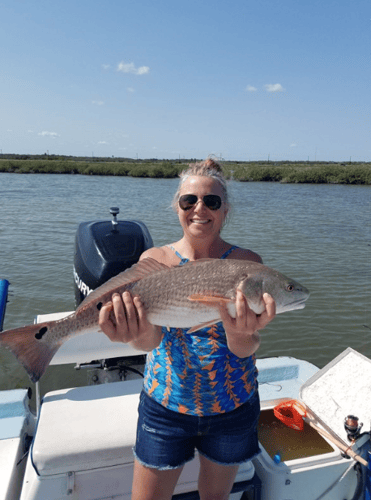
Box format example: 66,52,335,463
0,158,370,184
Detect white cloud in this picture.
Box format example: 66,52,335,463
290,143,297,148
98,141,108,145
127,87,135,93
102,64,111,70
38,131,60,137
246,85,257,92
265,83,285,93
117,61,150,75
92,100,105,106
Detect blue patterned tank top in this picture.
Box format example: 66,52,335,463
143,246,258,416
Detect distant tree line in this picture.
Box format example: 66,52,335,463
0,156,370,184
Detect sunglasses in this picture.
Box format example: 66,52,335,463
178,194,223,211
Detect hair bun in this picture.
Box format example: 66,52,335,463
187,156,223,176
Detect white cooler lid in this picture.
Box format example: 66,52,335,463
300,347,371,443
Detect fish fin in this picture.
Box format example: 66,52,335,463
188,293,232,305
76,258,170,312
186,294,231,333
0,322,62,383
187,319,221,334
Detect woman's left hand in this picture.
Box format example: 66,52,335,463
218,290,276,358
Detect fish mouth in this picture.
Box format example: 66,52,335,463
278,297,309,313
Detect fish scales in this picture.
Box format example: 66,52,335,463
131,259,243,327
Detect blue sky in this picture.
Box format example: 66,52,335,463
1,0,370,161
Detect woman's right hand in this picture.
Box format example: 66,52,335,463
98,291,162,351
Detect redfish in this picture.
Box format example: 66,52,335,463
0,258,309,382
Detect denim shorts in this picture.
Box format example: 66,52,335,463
133,390,261,470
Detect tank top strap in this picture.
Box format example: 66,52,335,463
167,245,189,265
220,245,239,259
168,245,238,264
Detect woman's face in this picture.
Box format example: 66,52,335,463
177,176,228,239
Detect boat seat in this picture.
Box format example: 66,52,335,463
31,379,255,490
31,379,144,475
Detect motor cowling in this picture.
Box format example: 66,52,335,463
73,207,153,306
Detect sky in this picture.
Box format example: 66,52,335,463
1,0,370,162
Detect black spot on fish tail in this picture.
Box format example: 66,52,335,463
96,302,103,311
0,323,62,382
35,326,48,340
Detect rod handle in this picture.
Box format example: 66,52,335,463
304,418,368,467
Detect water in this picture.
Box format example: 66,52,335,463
258,409,334,461
1,173,370,395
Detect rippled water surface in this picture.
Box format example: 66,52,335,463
0,173,370,394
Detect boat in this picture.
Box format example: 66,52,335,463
1,208,370,500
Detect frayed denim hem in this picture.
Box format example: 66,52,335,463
132,447,195,471
197,447,261,467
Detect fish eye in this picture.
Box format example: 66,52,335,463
286,284,295,292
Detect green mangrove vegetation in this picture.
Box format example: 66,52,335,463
223,162,371,185
0,156,370,184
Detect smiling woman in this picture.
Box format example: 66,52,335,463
98,157,276,500
176,174,228,248
172,158,230,211
172,158,233,239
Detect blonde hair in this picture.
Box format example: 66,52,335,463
172,157,230,213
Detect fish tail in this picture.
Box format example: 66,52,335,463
0,322,61,383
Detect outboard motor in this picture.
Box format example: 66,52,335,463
73,207,153,306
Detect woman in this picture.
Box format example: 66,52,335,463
99,158,276,500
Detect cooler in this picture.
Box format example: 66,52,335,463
253,348,371,500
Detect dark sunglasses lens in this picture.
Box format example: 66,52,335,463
203,195,222,210
178,194,222,211
179,194,198,210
